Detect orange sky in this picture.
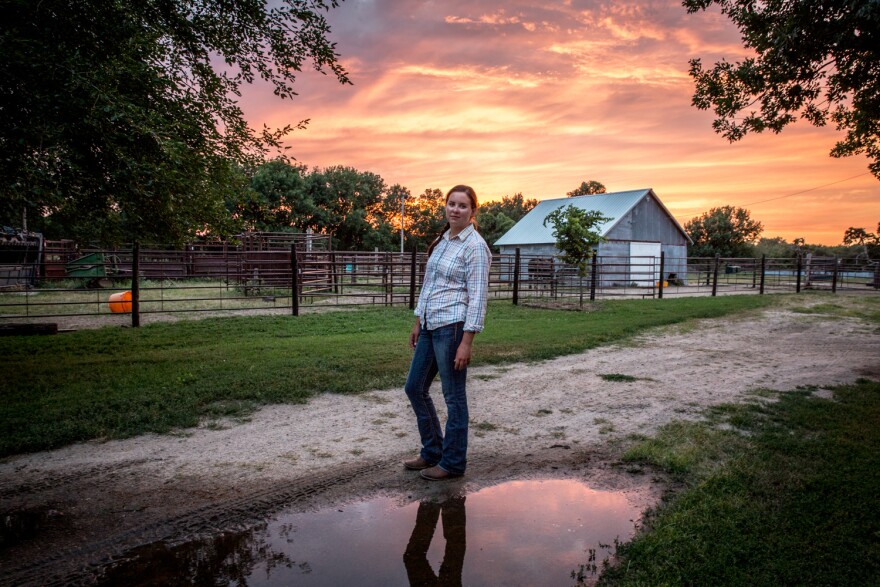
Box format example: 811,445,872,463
241,0,878,245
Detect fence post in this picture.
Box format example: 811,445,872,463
711,254,720,297
831,256,838,294
236,245,243,291
384,252,391,306
224,242,229,291
409,248,417,310
338,254,345,297
796,254,803,293
658,251,665,299
760,254,766,295
131,242,140,327
513,248,521,306
331,251,339,295
590,251,598,301
290,244,299,316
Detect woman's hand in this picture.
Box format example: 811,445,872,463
454,331,476,370
410,321,421,349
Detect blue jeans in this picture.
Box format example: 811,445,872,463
404,322,469,475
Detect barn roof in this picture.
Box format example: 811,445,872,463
493,188,688,246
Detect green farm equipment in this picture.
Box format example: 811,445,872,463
66,252,124,287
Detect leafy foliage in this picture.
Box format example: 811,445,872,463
224,159,473,252
403,188,448,252
843,224,880,261
478,212,516,252
478,192,539,251
754,236,798,259
308,165,390,251
685,0,880,178
753,236,847,260
0,0,349,244
226,159,402,251
567,180,607,197
685,206,763,257
235,160,315,232
480,193,540,220
543,205,609,277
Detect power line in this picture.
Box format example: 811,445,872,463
742,172,872,207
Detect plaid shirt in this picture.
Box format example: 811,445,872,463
415,224,491,332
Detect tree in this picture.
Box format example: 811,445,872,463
567,181,607,197
754,236,793,259
384,184,411,252
843,225,880,262
405,188,448,252
480,193,539,221
477,212,516,252
477,192,538,251
308,166,389,251
684,0,880,179
241,160,315,232
543,205,610,306
754,236,844,259
685,206,763,258
0,0,349,244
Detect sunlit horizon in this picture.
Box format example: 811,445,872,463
240,0,878,246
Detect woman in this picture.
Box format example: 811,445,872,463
404,185,491,481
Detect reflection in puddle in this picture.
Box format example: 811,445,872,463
1,507,59,548
404,495,466,585
98,479,647,586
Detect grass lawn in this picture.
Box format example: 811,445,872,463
597,378,880,586
3,292,879,585
0,294,785,457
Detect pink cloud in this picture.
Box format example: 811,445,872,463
236,0,879,244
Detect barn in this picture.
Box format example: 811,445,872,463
493,188,691,286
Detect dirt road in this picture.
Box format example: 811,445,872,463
1,299,878,585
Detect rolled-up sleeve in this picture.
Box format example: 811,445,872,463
463,240,491,332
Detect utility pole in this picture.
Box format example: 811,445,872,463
400,191,406,253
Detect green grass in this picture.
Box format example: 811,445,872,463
0,293,782,457
598,379,880,586
599,373,640,382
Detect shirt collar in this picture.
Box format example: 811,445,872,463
445,223,476,241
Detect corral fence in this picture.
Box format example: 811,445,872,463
1,246,878,330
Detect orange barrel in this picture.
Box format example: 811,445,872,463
108,291,133,313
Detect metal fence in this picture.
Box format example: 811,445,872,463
1,247,878,329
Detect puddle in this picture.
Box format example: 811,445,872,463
1,507,62,548
96,479,649,586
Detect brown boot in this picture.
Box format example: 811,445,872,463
419,465,462,481
403,456,433,470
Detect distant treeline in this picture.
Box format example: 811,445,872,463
228,160,539,252
8,156,875,260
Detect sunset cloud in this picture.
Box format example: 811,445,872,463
239,0,879,244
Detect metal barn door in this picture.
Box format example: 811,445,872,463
629,242,661,286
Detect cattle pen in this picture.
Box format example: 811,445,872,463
1,243,878,330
